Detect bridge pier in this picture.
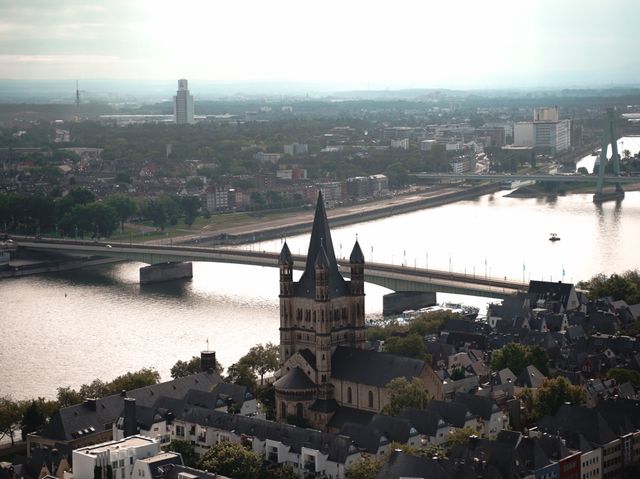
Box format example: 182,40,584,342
140,262,193,284
383,291,437,316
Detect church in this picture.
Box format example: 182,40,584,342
274,192,443,431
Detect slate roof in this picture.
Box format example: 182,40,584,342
368,415,418,444
181,407,358,464
629,304,640,320
298,348,317,370
294,192,349,299
278,241,293,265
39,370,223,442
516,365,546,389
454,392,500,421
331,346,426,387
426,400,474,428
536,405,617,446
375,451,477,479
339,422,388,454
398,408,446,437
528,280,575,311
349,240,364,263
273,367,316,390
163,465,230,479
327,406,375,430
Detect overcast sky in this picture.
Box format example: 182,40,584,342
1,0,638,89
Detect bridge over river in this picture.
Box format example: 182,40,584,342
16,237,524,299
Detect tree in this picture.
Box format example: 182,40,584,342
198,441,261,479
179,196,201,226
577,271,640,304
238,343,280,385
518,377,586,423
384,334,427,360
171,356,201,378
381,377,429,416
266,464,298,479
56,387,83,408
345,455,383,479
607,368,640,387
450,367,466,381
444,427,478,451
0,396,23,446
226,362,258,393
534,377,586,418
21,398,57,439
164,440,198,467
109,368,160,392
490,343,549,376
105,194,137,232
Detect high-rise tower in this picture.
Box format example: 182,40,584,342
173,79,195,125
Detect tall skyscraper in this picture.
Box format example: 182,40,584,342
173,79,195,125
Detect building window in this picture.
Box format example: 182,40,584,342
296,403,303,419
347,387,352,404
368,391,374,408
281,402,286,419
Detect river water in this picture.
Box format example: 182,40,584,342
2,189,640,400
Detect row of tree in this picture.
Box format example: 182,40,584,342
0,189,208,237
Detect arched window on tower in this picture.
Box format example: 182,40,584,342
368,390,374,408
347,387,352,404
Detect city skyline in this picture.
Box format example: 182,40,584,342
1,0,639,89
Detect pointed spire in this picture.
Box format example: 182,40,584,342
304,191,338,272
349,239,365,264
315,244,330,268
278,241,293,265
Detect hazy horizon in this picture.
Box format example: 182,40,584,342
1,0,639,91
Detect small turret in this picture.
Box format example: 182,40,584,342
279,242,294,297
349,240,365,296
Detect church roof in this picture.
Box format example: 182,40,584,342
295,192,349,298
349,240,365,264
331,347,426,387
273,367,316,390
278,241,293,265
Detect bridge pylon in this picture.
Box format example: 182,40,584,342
594,108,624,203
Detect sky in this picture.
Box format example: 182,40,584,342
0,0,639,90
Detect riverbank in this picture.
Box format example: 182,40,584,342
174,183,502,246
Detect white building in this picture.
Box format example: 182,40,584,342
72,436,160,479
420,139,436,152
254,152,282,164
513,107,571,154
283,143,308,156
173,79,195,125
317,182,343,204
390,138,409,150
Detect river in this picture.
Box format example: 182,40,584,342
2,189,640,400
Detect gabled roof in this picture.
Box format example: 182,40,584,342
399,408,446,436
454,392,500,420
528,280,575,310
331,347,426,387
39,371,223,442
339,422,388,454
368,415,418,444
426,400,473,428
516,365,546,389
295,191,349,299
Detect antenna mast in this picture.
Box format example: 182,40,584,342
75,80,80,121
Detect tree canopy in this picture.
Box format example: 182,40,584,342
577,270,640,304
381,377,429,416
170,356,223,378
198,441,262,479
490,343,549,376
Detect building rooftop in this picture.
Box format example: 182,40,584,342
75,436,155,455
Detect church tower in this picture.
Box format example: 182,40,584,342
275,192,366,427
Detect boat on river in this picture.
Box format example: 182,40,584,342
549,233,560,242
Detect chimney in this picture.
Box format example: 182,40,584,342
123,397,137,438
201,350,216,372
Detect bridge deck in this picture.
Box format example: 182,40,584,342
16,238,523,299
